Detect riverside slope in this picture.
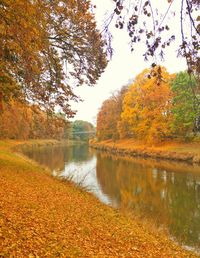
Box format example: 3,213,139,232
90,139,200,164
0,140,198,257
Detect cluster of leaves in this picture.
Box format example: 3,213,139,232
0,0,107,116
0,100,68,140
105,0,200,73
96,67,199,143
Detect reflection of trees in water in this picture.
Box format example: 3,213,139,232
96,155,122,207
169,176,200,247
22,144,94,174
22,145,66,172
70,145,93,162
96,152,200,248
96,154,168,220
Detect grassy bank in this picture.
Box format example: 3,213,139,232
0,141,198,257
90,139,200,164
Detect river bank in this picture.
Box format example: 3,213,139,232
90,139,200,164
0,140,198,257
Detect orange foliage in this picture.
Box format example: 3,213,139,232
0,100,67,140
97,87,128,141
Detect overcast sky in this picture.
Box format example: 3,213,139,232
70,0,187,125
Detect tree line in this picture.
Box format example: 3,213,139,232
0,101,68,139
0,100,94,141
97,67,199,143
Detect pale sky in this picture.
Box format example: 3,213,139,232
70,0,187,125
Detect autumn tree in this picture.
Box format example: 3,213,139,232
97,98,118,141
0,0,107,116
121,67,174,143
96,86,128,141
117,85,133,139
171,72,199,136
0,100,31,139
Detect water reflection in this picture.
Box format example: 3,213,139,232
96,152,200,249
22,144,110,204
22,144,200,252
22,144,93,172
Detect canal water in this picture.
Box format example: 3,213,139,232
21,143,200,253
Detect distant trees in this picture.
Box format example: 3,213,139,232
96,86,128,141
0,101,96,141
96,66,199,143
0,101,68,140
97,98,118,141
70,120,95,142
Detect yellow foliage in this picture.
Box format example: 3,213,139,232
121,67,174,143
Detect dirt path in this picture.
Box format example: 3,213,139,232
0,141,197,257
